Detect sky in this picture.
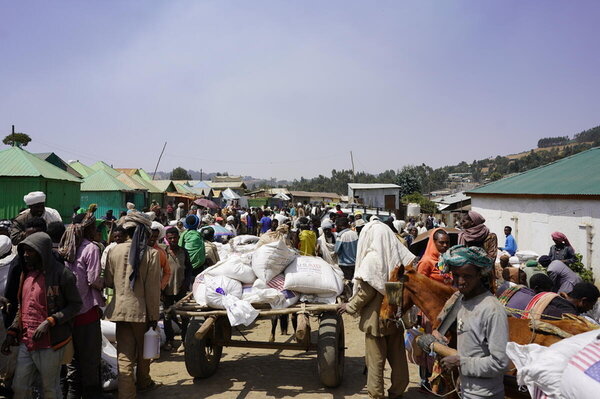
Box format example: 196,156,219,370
1,1,600,180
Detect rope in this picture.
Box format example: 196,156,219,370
504,306,564,320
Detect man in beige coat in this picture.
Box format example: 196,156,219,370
105,213,162,398
338,220,415,399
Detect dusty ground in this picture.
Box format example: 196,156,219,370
143,314,431,399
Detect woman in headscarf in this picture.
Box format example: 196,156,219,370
415,228,451,389
458,211,498,261
548,231,576,266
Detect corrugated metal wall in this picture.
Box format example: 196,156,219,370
0,177,81,222
133,192,146,210
81,191,126,218
0,177,44,220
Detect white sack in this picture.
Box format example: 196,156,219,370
101,320,116,343
516,250,540,263
251,239,296,282
233,235,260,245
204,255,257,284
192,274,208,307
242,276,300,308
561,334,600,399
222,295,259,327
284,256,344,296
507,330,600,398
205,275,243,309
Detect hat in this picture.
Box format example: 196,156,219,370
354,210,363,216
126,202,135,210
321,220,333,229
24,191,46,206
0,236,12,258
226,216,234,222
184,215,200,230
355,219,366,227
178,202,184,207
216,216,224,222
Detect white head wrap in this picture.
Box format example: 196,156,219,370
24,191,46,206
126,202,135,210
353,220,416,295
321,220,333,230
226,216,235,222
0,236,12,257
151,221,165,239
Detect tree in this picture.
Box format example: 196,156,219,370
3,132,31,147
170,167,192,180
396,166,421,197
401,192,437,214
489,172,503,181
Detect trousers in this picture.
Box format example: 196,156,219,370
66,318,102,398
12,343,66,399
365,331,409,399
115,322,153,399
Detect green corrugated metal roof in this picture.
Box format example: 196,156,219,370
131,174,161,193
69,161,96,178
90,161,120,177
116,173,148,191
151,180,177,192
138,169,153,181
468,147,600,196
175,183,194,194
81,170,132,192
0,147,82,182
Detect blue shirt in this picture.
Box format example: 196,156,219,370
334,228,359,267
502,234,517,256
259,216,272,234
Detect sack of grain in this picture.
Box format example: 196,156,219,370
205,275,243,309
204,255,257,284
283,256,343,296
251,239,296,282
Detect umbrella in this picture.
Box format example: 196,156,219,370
409,228,460,257
194,198,219,209
203,223,234,236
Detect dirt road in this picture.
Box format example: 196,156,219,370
143,315,431,399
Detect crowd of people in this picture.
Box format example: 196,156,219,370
0,193,597,399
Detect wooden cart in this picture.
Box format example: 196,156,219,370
173,294,345,388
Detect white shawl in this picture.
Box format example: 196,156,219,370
353,220,416,295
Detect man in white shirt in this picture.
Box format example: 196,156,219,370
10,191,62,245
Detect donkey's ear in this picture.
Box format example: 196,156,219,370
398,263,405,277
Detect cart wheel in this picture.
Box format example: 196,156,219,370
317,312,345,388
184,317,224,378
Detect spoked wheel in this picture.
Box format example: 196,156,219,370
317,312,345,387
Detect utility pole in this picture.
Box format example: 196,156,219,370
200,168,203,181
350,151,356,181
152,141,167,180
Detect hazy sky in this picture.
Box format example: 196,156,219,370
2,1,599,180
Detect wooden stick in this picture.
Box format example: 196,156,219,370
175,304,339,317
429,342,458,358
194,316,216,340
217,339,317,351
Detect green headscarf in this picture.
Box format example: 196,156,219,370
441,244,493,272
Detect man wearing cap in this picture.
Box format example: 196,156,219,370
437,245,509,399
225,216,237,236
104,213,162,396
10,192,62,245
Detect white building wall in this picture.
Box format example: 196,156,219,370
351,188,400,209
472,196,600,278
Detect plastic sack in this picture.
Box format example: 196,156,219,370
205,275,242,309
242,275,300,308
284,256,344,296
192,274,208,307
221,295,259,327
233,235,260,245
266,274,299,308
516,250,540,263
204,255,257,284
251,239,296,282
560,334,600,399
507,330,600,398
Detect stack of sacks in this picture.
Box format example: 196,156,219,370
283,256,344,304
242,274,300,309
251,238,296,282
232,235,260,245
516,250,539,264
506,329,600,399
